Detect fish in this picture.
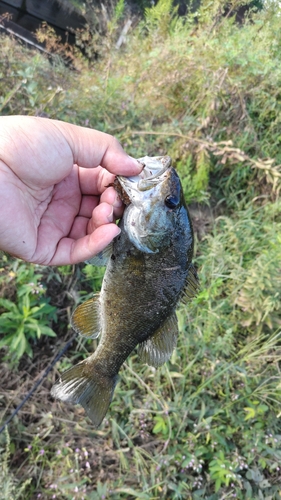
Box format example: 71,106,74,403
51,156,199,427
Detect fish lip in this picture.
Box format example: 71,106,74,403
117,156,172,199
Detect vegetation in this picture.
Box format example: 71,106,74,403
0,0,281,498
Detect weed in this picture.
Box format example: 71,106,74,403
0,427,31,499
0,258,57,364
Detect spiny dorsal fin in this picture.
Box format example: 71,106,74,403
85,242,113,267
71,295,101,338
181,263,200,302
138,313,178,368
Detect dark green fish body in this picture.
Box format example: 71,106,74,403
51,157,198,427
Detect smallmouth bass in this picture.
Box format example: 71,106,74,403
51,156,199,427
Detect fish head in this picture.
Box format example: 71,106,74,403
117,156,192,254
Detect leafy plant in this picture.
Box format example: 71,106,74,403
0,259,57,363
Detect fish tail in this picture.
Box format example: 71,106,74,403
51,361,117,427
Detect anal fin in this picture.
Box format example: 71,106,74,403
71,295,101,338
138,313,178,368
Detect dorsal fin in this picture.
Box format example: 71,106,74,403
181,264,200,302
85,242,113,267
71,295,101,338
138,313,178,368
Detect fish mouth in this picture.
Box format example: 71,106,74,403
117,156,171,200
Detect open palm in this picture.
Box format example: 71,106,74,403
0,116,140,265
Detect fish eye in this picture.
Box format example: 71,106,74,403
165,195,180,209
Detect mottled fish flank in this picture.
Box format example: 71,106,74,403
51,156,199,427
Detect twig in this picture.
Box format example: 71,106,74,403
130,130,281,192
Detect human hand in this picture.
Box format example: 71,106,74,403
0,115,141,265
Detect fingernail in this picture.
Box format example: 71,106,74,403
129,156,144,170
107,207,114,223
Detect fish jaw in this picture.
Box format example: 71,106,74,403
117,156,171,207
119,156,171,185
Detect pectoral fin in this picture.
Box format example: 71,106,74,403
138,313,178,368
71,295,101,338
85,243,113,266
182,263,199,301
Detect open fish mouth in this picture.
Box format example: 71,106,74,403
117,156,172,199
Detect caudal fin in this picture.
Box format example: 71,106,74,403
51,361,117,427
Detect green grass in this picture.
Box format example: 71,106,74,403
0,0,281,498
